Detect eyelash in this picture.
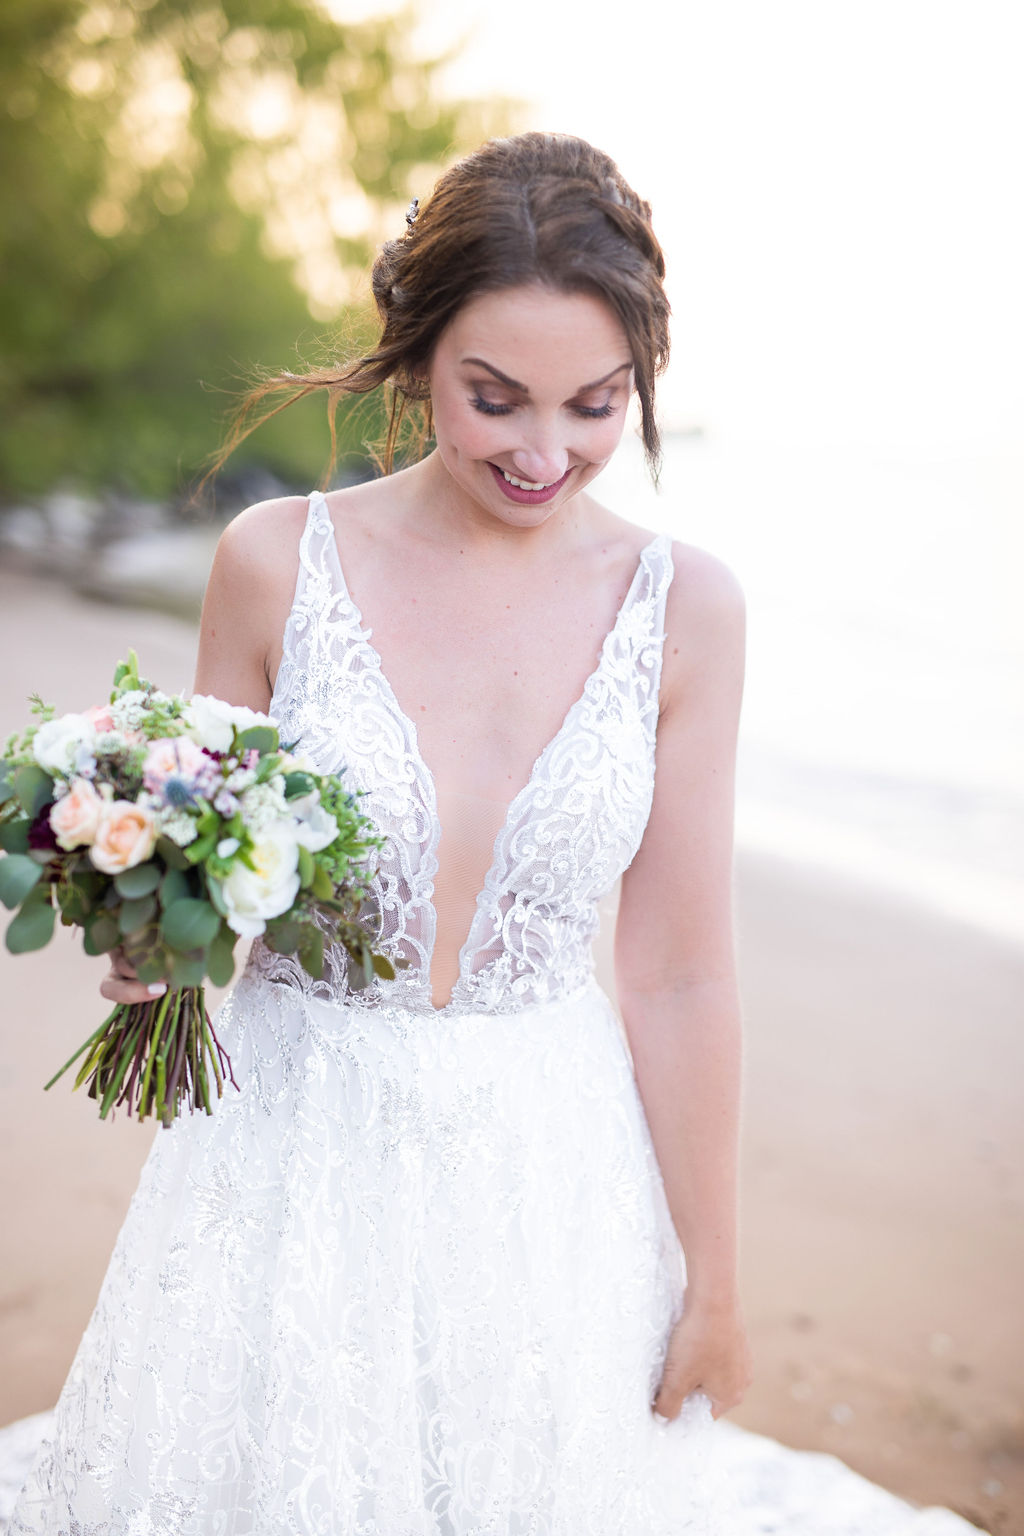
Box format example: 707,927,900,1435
470,395,616,420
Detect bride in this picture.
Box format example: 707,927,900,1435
2,133,982,1534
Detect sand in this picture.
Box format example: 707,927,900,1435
0,568,1021,1534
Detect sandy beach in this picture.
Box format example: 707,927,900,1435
0,568,1021,1534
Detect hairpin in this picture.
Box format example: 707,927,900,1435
405,198,419,229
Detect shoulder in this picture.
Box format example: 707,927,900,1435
660,540,745,705
211,494,311,591
664,539,745,645
198,495,312,697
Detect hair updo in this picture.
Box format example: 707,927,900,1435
222,133,670,482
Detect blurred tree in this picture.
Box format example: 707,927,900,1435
0,0,506,501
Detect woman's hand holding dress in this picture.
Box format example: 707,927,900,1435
653,1297,753,1421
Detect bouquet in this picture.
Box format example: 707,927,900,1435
0,653,396,1126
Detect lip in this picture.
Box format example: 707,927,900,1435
488,462,573,505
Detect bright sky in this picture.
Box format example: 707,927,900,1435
336,0,1023,455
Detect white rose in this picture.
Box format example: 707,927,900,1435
288,792,338,853
32,714,97,776
218,826,300,939
187,695,275,754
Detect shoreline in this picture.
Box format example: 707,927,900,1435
0,569,1020,1532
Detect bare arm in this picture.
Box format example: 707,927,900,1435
615,543,751,1419
101,496,306,1005
192,495,309,709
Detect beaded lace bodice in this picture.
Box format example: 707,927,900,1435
252,491,674,1016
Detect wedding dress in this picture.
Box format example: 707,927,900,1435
1,493,984,1534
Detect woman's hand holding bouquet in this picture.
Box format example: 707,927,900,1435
0,653,397,1126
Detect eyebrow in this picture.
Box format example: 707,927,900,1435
461,358,632,394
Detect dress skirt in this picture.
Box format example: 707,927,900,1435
6,975,722,1535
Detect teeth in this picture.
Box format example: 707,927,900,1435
503,470,555,491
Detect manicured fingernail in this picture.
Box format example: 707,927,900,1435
147,983,167,996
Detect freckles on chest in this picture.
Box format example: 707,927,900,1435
388,597,584,705
383,609,600,790
399,644,552,750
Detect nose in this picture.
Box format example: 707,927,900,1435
510,431,569,486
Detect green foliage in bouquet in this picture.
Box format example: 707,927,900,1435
0,653,399,1125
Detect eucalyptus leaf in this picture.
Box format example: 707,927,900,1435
159,866,192,908
118,895,158,936
283,771,316,800
83,911,120,955
170,954,207,988
6,900,56,953
371,952,396,980
161,898,221,952
0,852,45,909
57,882,90,924
207,927,238,987
263,917,303,954
156,836,190,871
311,863,334,902
237,725,278,755
69,864,104,899
13,765,53,819
134,951,170,987
114,863,161,899
298,926,324,979
0,819,32,855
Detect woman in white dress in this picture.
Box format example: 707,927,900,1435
8,130,771,1532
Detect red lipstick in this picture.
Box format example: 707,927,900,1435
488,463,572,505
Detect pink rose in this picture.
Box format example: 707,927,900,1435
90,802,157,874
49,778,104,850
84,704,117,733
143,736,217,798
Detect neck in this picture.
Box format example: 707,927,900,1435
390,450,598,562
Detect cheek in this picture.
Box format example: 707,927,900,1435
582,414,628,464
456,418,505,459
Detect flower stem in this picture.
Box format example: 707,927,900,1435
44,984,235,1126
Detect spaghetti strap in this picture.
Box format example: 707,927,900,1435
269,491,352,723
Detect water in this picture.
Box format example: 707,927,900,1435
600,435,1024,947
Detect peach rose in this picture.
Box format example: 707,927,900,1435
89,801,157,874
84,704,117,733
49,777,104,851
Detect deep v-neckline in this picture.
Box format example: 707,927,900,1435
310,492,661,1008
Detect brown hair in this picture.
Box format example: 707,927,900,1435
217,132,670,483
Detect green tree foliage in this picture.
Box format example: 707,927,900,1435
0,0,505,500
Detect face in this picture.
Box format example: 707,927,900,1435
425,284,634,528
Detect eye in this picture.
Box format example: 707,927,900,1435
471,395,516,417
573,402,616,420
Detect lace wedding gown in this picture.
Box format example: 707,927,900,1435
2,494,984,1535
